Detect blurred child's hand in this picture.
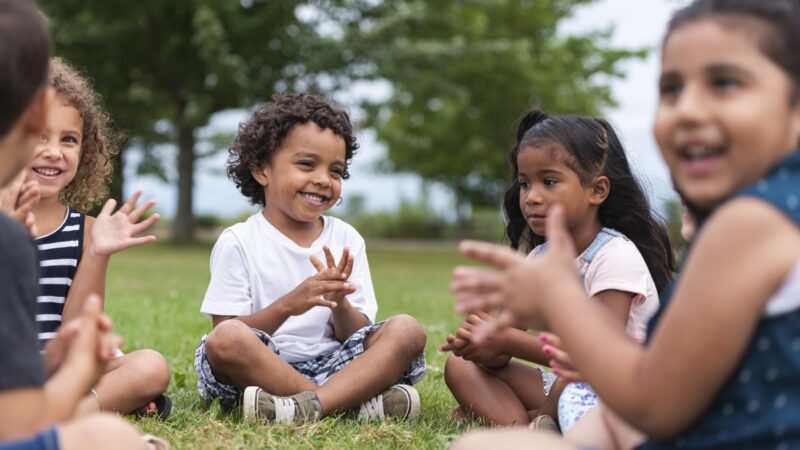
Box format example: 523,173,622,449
63,295,122,385
540,332,582,383
90,191,159,257
453,205,580,341
310,245,354,307
0,169,40,235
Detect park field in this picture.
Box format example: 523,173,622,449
105,240,486,449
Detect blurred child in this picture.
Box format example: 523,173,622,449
194,92,427,422
27,58,170,418
0,1,154,448
442,110,673,432
452,0,800,448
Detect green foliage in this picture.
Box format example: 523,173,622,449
37,0,350,239
663,198,688,257
334,0,645,209
106,242,482,449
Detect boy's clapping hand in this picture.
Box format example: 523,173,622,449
279,246,355,316
310,245,354,308
540,332,582,383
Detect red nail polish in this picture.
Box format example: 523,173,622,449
543,346,552,354
539,333,548,343
552,369,560,376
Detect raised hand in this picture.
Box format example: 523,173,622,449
90,191,159,257
0,169,40,235
454,205,580,343
310,245,354,306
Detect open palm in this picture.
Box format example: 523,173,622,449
91,191,160,256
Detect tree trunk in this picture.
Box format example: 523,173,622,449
172,110,195,241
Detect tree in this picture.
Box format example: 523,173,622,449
330,0,645,219
38,0,345,239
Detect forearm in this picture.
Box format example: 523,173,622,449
539,282,649,423
232,300,293,335
501,328,549,364
62,251,109,323
41,362,95,424
330,298,370,342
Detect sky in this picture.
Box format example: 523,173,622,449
124,0,689,220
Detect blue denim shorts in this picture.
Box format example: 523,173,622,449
0,428,59,450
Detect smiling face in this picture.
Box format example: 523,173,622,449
517,142,605,240
252,121,346,236
26,95,83,201
654,18,800,210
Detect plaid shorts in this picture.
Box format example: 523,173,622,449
194,321,426,403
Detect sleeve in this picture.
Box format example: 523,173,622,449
345,236,378,323
584,239,651,305
200,230,254,317
0,216,44,390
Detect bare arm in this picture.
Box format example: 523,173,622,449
62,216,106,322
477,199,799,437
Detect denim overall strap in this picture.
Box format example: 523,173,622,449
579,227,624,264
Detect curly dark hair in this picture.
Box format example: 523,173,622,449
228,92,359,206
50,57,120,213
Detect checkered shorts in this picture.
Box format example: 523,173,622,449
194,321,426,404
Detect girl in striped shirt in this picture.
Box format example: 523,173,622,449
27,57,171,419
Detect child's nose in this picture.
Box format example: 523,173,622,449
675,83,710,124
525,188,543,205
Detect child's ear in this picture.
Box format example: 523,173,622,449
23,86,53,138
251,163,270,187
588,175,610,205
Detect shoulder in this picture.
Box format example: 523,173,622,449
325,216,366,247
692,197,799,288
591,235,648,271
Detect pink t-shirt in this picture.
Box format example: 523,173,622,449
529,236,659,342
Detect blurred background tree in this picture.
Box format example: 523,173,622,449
39,0,644,240
327,0,645,226
38,0,348,240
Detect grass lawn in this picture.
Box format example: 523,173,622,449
105,240,486,449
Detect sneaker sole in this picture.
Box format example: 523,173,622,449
396,384,420,421
242,386,259,421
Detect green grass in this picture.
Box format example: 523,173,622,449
105,240,481,449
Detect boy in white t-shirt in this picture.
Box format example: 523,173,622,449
194,92,426,423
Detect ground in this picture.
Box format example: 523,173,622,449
106,240,491,449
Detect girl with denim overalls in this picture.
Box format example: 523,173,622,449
451,1,800,449
443,110,675,432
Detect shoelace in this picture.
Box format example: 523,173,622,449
357,393,385,420
273,396,297,423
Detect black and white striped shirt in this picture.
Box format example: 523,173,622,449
36,207,84,348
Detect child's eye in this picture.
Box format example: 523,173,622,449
297,160,314,169
62,136,79,145
710,76,740,93
659,81,682,99
518,179,529,189
330,168,344,179
38,134,47,144
543,179,558,187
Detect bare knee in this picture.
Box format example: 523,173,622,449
444,354,470,389
383,314,427,356
205,319,252,367
59,413,143,450
132,349,170,396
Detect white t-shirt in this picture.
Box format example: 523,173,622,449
530,236,659,342
200,213,378,363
